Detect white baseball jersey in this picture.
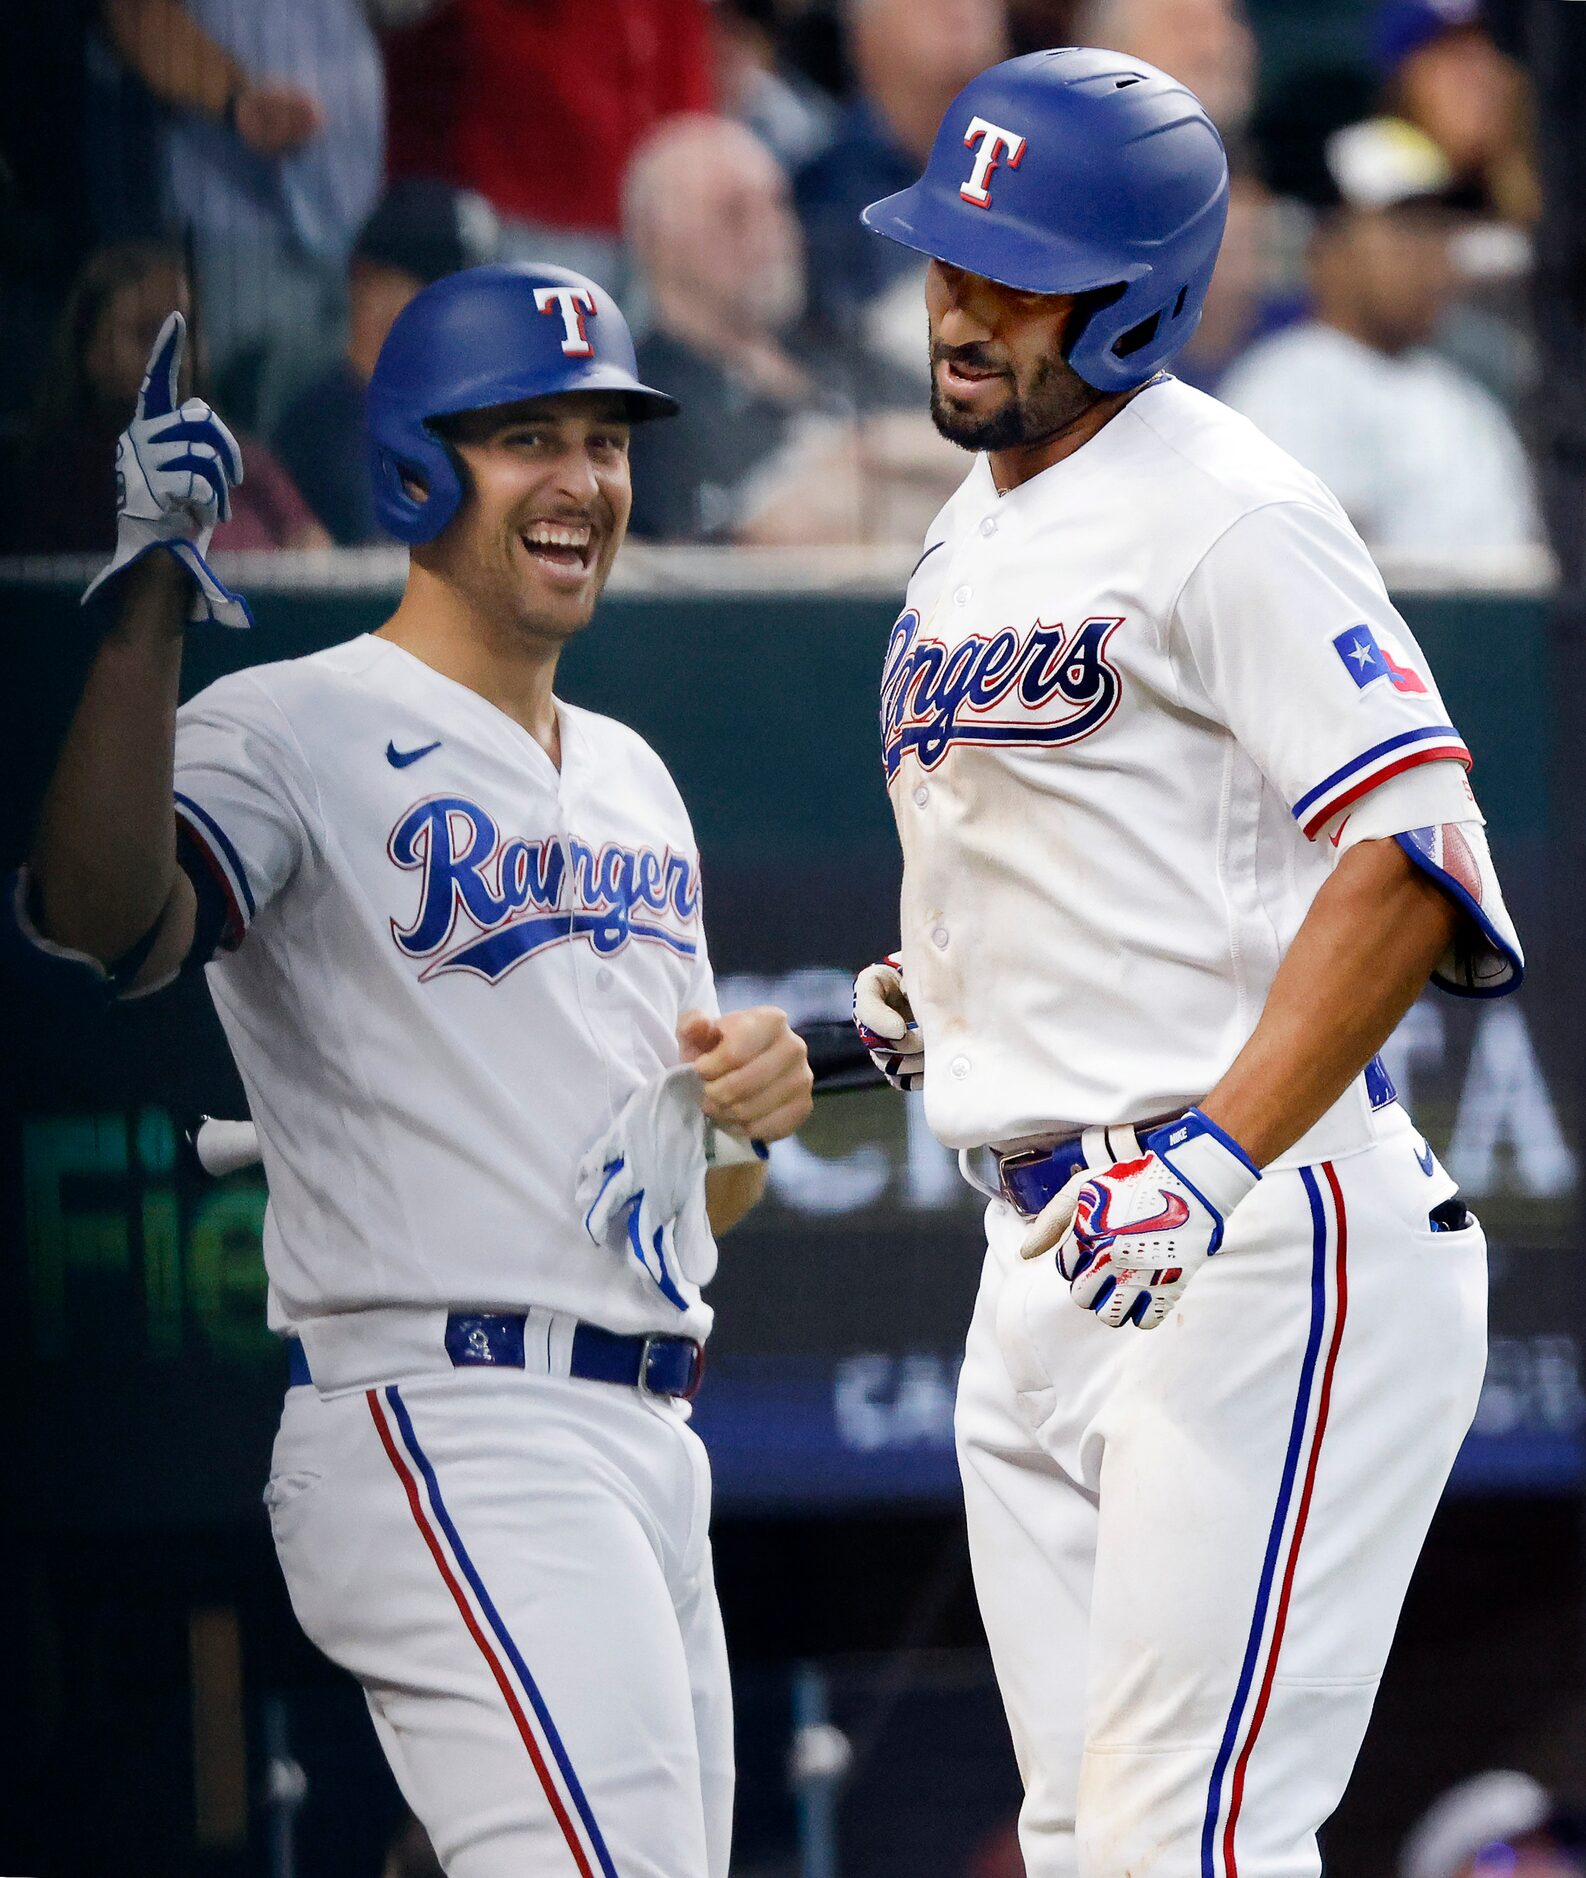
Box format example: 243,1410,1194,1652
172,633,719,1343
883,375,1519,1152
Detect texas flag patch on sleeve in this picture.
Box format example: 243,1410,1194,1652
1332,623,1428,694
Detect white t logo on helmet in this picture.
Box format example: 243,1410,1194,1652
960,116,1028,209
533,285,598,357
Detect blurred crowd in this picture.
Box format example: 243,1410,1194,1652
0,0,1566,563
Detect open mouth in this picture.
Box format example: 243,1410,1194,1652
939,357,1010,398
518,520,596,576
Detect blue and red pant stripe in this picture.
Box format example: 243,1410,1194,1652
1200,1162,1350,1878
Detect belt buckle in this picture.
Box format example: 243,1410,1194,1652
994,1145,1051,1216
638,1335,706,1401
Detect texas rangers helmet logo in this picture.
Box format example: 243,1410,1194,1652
388,796,699,983
534,284,597,357
880,608,1125,780
960,116,1027,208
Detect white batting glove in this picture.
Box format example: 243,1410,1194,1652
82,312,253,630
1019,1109,1261,1330
575,1064,716,1308
853,953,925,1092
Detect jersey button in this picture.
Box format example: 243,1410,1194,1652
913,785,929,807
979,516,997,537
931,926,949,949
953,584,972,607
595,967,614,990
950,1054,971,1080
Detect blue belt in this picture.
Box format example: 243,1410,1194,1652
996,1054,1399,1220
286,1313,705,1399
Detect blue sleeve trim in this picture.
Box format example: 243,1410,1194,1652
1393,831,1525,1000
173,791,256,919
1290,725,1464,822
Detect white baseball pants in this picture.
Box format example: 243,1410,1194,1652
956,1107,1487,1878
266,1367,732,1878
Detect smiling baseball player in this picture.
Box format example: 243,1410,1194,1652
852,49,1522,1878
20,263,812,1877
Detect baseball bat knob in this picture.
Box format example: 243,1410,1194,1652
189,1115,263,1177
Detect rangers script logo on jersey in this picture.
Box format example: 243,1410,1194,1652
389,794,701,983
880,606,1124,781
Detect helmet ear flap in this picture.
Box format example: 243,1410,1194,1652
1062,281,1128,367
369,426,465,546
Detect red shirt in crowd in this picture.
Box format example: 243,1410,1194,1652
383,0,715,235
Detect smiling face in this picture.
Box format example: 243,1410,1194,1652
418,392,633,644
925,259,1098,455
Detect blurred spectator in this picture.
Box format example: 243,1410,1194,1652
1072,0,1255,139
623,114,963,544
714,0,839,173
1373,0,1538,225
1488,0,1586,588
100,0,384,428
1174,172,1300,394
1400,1770,1586,1878
0,240,329,555
382,0,715,289
273,179,501,545
793,0,1008,329
1218,189,1542,560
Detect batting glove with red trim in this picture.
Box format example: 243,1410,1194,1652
1020,1109,1261,1330
852,953,925,1092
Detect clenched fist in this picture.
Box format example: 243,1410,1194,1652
679,1006,813,1143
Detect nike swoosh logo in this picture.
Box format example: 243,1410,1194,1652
387,739,442,769
1329,816,1352,849
1122,1191,1192,1234
1081,1185,1191,1238
1415,1142,1436,1176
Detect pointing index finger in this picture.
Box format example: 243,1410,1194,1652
137,311,186,422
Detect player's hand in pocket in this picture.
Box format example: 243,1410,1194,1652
1020,1109,1261,1330
681,1006,812,1144
853,953,924,1091
82,311,253,629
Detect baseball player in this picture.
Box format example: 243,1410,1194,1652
18,263,813,1876
851,50,1523,1878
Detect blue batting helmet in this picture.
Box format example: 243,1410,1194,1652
862,48,1230,393
366,262,678,545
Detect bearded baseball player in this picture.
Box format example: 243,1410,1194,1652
851,50,1523,1878
20,262,812,1876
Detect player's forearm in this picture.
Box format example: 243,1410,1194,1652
1199,838,1460,1167
30,556,191,961
706,1161,767,1235
102,0,245,118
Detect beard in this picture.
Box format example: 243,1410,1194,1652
929,349,1097,453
